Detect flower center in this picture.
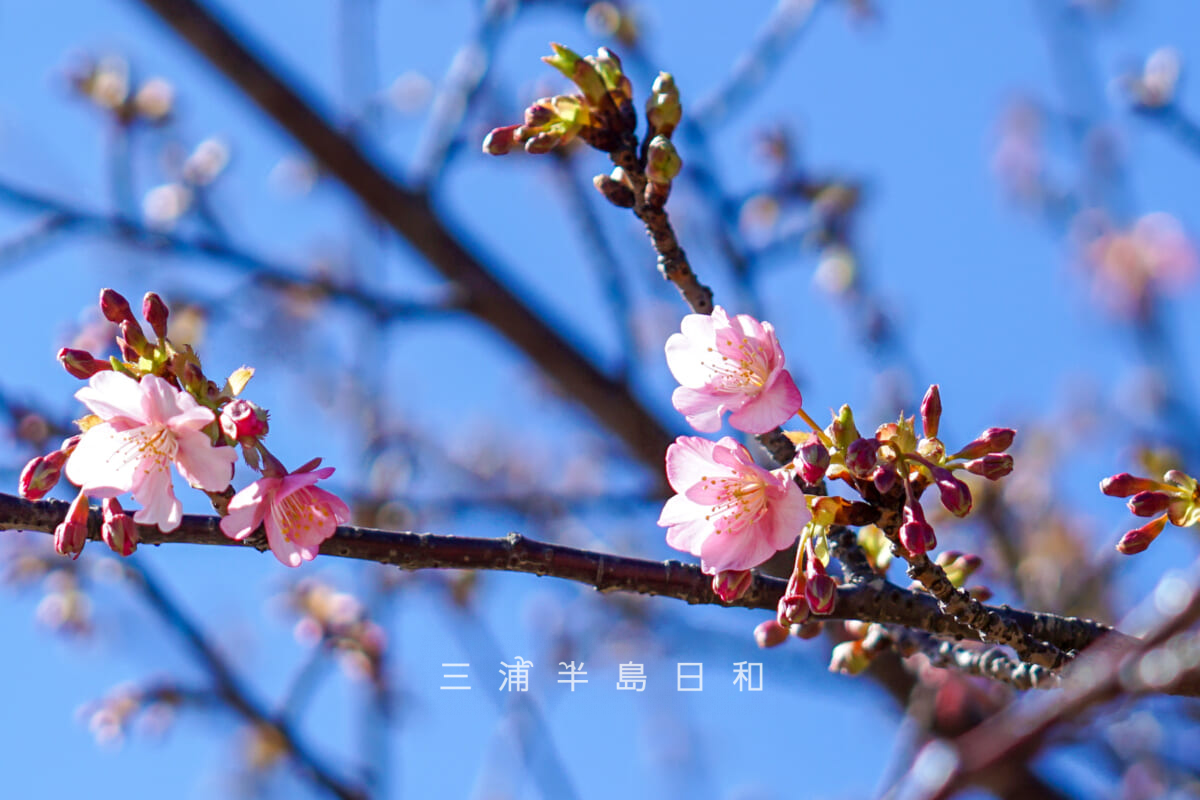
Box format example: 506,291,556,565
700,470,769,533
704,335,770,392
273,488,329,542
114,424,177,477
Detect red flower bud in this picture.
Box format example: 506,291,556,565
805,572,837,616
99,288,135,324
119,320,151,357
872,464,899,494
57,348,112,380
754,620,790,649
101,497,138,557
220,399,269,441
776,593,810,628
1128,490,1173,518
845,437,879,479
1100,472,1164,498
920,384,942,439
142,292,169,339
482,124,520,156
900,519,937,556
712,570,753,603
54,492,90,560
964,454,1014,480
797,433,830,484
19,450,68,500
932,467,973,517
955,427,1016,460
1116,515,1168,555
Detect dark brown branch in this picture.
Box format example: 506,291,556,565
0,492,1126,665
129,0,674,481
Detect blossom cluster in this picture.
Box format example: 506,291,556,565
20,288,349,566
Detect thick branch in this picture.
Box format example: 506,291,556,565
1,493,1126,663
129,0,674,480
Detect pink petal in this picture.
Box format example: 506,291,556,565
763,484,808,552
659,494,710,555
727,370,802,434
139,375,184,425
664,436,724,494
308,487,351,524
132,467,182,532
64,423,141,494
264,513,306,567
174,429,236,491
167,390,217,432
75,371,146,422
220,479,276,540
665,335,713,388
709,437,755,471
671,387,728,433
698,524,776,573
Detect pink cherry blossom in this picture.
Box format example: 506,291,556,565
64,372,236,532
665,306,803,434
658,435,809,574
219,460,351,567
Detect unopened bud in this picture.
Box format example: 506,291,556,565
54,491,90,560
777,593,810,628
543,43,609,107
845,437,879,479
1116,515,1168,555
797,434,830,484
932,467,973,517
955,427,1016,460
646,135,682,185
920,384,942,439
119,320,151,357
524,102,556,128
1101,472,1164,498
829,641,871,676
754,619,790,649
711,570,753,603
57,348,111,380
790,620,824,639
142,292,169,339
99,288,135,324
830,405,860,449
592,173,636,208
964,454,1014,480
646,72,681,138
19,450,68,500
101,497,138,557
1128,490,1172,518
804,564,837,616
482,124,520,156
523,131,561,155
872,464,899,494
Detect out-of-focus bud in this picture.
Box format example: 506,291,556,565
592,172,636,208
524,132,561,155
936,550,982,588
133,77,174,122
220,399,269,442
857,524,892,571
790,620,824,639
964,454,1014,480
482,124,520,156
845,437,879,479
524,102,556,128
968,585,993,602
57,348,112,380
119,320,151,357
143,292,169,340
1128,490,1172,518
180,360,205,394
754,619,790,649
797,433,831,484
920,384,942,439
1116,515,1168,555
712,569,753,603
954,428,1016,460
99,288,135,325
101,497,138,557
19,450,68,500
55,491,91,560
646,71,681,138
872,464,899,494
1100,472,1165,498
829,641,871,676
931,467,973,517
645,135,682,185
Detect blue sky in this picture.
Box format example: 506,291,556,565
3,1,1200,797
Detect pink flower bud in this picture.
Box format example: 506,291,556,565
1116,515,1168,555
1128,490,1173,518
797,434,830,484
524,102,556,128
900,519,937,555
592,173,636,208
220,399,269,441
523,131,561,154
119,320,151,357
754,619,790,649
920,384,942,439
57,348,112,380
777,594,810,628
845,437,879,479
790,620,824,639
99,288,135,324
19,450,68,500
955,427,1016,460
482,124,520,155
712,570,753,603
829,641,871,675
54,492,90,560
142,292,169,339
964,454,1014,480
1100,472,1164,498
804,559,837,616
101,497,138,556
872,464,899,494
932,467,973,517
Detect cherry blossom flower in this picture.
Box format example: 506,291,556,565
64,372,236,532
658,435,809,574
665,306,803,434
219,459,351,567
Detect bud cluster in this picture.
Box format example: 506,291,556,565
1100,469,1200,554
68,54,174,126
